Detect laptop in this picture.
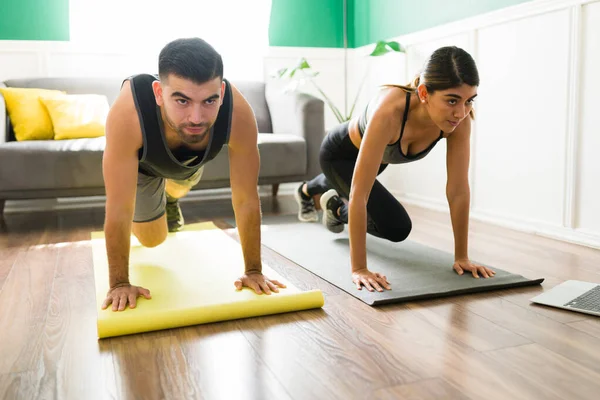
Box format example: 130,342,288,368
530,280,600,317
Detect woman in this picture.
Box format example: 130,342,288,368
294,46,496,292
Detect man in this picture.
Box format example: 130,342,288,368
101,37,285,312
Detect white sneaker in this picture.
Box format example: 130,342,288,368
319,189,344,233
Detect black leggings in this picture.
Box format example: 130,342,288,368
305,121,412,242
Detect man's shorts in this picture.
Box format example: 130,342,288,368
133,166,204,223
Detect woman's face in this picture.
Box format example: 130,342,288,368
419,83,478,132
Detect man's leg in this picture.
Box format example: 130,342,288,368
132,172,169,247
164,167,204,232
132,215,168,247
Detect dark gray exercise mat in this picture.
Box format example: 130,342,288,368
237,214,544,306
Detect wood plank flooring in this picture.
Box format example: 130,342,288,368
1,194,599,400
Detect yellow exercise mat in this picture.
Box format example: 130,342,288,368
91,221,324,339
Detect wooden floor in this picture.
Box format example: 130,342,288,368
1,194,600,400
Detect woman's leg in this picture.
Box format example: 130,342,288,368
304,173,333,197
303,121,352,197
320,157,412,242
294,121,351,222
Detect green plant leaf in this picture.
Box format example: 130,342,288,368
276,67,288,78
386,40,403,52
296,58,311,70
369,41,388,56
369,40,405,57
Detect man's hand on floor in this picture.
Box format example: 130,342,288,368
234,272,286,295
102,283,152,311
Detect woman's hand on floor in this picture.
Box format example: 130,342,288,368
235,272,286,295
453,259,496,278
352,269,391,292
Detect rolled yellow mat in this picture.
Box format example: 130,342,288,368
92,221,324,339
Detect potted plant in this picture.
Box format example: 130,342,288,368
273,40,405,123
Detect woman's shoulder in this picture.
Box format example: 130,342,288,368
369,86,413,117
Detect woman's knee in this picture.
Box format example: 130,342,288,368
386,221,412,243
371,218,412,243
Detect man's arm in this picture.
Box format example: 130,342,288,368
227,83,285,294
101,81,150,310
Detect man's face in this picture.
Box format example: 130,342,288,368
153,75,224,145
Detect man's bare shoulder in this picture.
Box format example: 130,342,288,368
228,82,251,117
106,80,142,149
227,82,258,147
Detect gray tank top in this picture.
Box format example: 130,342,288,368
358,91,443,164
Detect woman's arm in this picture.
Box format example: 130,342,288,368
445,117,495,278
349,91,401,291
445,117,471,260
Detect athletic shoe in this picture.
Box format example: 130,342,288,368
166,198,184,232
294,182,319,222
319,189,345,233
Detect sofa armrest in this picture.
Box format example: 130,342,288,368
0,82,6,144
266,90,325,180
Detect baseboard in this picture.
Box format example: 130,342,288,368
393,191,600,250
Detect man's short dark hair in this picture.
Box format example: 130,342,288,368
158,37,223,84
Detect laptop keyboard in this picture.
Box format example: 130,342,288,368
564,285,600,313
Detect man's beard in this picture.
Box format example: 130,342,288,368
176,123,211,144
165,113,213,145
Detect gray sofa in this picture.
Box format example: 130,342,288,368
0,77,325,215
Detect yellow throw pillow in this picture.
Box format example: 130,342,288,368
0,87,65,141
39,94,109,140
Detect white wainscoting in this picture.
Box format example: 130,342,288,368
575,1,600,238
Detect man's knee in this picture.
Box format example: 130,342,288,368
132,216,168,247
166,167,204,198
135,232,167,248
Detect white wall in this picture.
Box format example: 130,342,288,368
265,0,600,250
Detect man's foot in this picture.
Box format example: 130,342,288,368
166,198,184,232
294,183,319,222
319,189,345,233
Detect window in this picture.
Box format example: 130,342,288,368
69,0,271,81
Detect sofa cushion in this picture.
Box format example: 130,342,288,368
0,87,65,141
0,137,106,191
40,94,109,140
194,133,307,182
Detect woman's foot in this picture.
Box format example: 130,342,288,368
320,189,344,233
294,182,319,222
